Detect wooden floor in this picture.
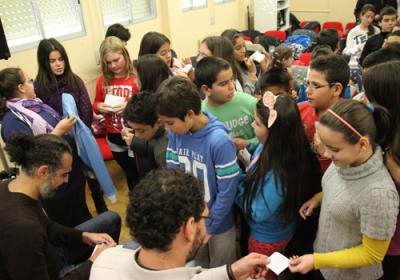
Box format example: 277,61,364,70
85,160,131,243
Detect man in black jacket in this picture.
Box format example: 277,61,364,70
359,6,397,65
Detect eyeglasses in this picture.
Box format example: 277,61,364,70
305,81,337,90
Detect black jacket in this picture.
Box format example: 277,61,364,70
359,32,389,65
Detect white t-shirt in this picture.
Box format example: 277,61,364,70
343,25,380,57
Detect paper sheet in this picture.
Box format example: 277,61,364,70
267,252,289,275
104,94,125,107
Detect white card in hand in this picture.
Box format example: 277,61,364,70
250,51,265,63
267,252,289,275
104,94,125,107
240,148,251,166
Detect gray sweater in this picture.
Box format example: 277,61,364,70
314,146,399,280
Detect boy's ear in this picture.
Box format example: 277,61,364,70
331,83,343,98
200,84,212,98
186,109,196,119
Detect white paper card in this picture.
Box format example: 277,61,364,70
240,148,251,166
104,94,125,107
267,252,289,275
250,51,265,63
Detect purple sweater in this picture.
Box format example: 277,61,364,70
34,75,93,127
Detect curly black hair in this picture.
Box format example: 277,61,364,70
126,168,205,252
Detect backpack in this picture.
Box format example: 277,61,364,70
303,21,321,33
292,29,317,42
254,35,281,51
283,35,312,59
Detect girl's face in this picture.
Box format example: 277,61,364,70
18,72,36,99
156,42,172,67
233,37,246,62
316,123,367,167
105,52,126,77
361,10,375,27
197,42,212,62
49,50,65,76
251,112,269,144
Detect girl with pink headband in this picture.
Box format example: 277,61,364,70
290,99,399,280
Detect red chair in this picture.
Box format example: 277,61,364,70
264,30,286,42
300,21,320,32
345,22,356,33
300,21,310,28
243,36,251,42
292,60,305,66
299,52,312,66
322,21,345,38
95,137,113,161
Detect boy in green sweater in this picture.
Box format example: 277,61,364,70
196,56,258,151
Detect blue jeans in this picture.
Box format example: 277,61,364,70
58,211,121,277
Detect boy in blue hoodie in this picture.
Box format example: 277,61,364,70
156,76,240,268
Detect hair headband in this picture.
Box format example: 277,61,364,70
262,91,278,128
327,108,364,139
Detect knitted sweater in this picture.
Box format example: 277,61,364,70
314,146,399,280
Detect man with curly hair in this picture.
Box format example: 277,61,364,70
90,168,270,280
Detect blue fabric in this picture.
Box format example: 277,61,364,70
235,144,295,243
166,112,240,234
62,93,116,201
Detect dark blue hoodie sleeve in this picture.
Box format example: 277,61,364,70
207,137,240,234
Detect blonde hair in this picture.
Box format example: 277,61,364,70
100,36,133,83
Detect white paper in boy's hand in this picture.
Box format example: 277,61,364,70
250,51,266,63
104,94,125,108
267,252,290,275
182,64,193,74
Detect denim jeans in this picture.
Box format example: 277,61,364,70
58,211,121,277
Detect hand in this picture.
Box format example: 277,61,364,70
231,252,270,280
96,102,113,113
299,195,321,220
52,116,76,136
122,129,134,146
89,242,115,262
233,138,248,151
243,57,257,81
260,52,272,74
385,149,400,182
181,57,192,65
289,254,314,274
82,232,116,247
112,102,127,114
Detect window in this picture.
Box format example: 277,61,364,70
99,0,156,27
182,0,207,11
214,0,234,4
0,0,85,51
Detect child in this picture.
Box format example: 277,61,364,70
134,54,172,92
289,99,399,280
138,31,184,75
156,76,240,268
315,29,340,53
343,4,380,64
235,93,321,280
298,54,350,172
93,36,139,190
196,56,258,151
272,45,294,69
198,36,255,94
34,38,108,213
122,91,167,179
363,61,400,280
360,6,397,64
256,66,297,99
105,23,131,45
0,67,91,227
221,29,258,92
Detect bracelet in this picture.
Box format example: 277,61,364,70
226,264,235,280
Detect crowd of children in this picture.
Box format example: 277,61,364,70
0,4,400,279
